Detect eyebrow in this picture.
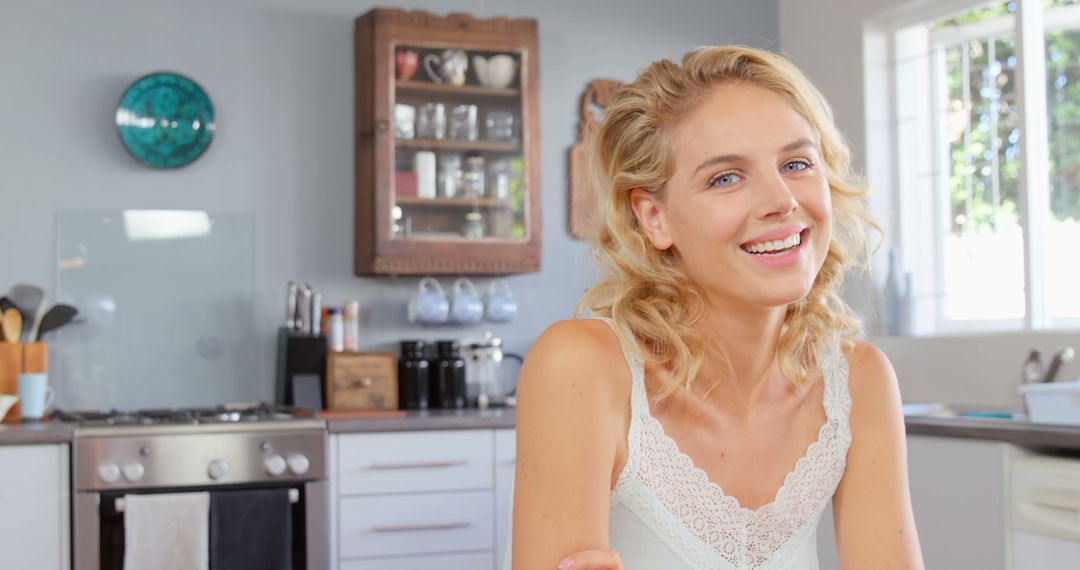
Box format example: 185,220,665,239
691,137,818,178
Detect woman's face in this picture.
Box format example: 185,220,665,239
633,81,832,310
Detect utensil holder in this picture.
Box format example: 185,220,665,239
274,328,328,407
0,342,48,423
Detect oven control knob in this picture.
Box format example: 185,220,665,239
264,454,287,477
287,453,310,476
207,459,229,480
122,461,145,482
98,462,121,484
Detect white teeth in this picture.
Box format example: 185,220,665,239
745,231,801,254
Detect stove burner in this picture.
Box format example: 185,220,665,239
53,403,312,428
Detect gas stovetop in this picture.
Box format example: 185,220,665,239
64,403,327,491
54,403,311,428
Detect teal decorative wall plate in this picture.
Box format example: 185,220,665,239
115,72,215,168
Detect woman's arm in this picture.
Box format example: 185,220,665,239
833,342,924,569
511,320,625,569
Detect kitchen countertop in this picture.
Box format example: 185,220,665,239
327,408,516,433
905,413,1080,451
0,409,1072,449
0,422,74,446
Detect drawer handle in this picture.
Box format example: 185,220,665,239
371,521,472,533
370,459,470,470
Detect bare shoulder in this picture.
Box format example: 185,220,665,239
516,318,631,414
840,340,903,427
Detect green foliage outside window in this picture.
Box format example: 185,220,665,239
937,0,1080,231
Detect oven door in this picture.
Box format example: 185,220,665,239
73,480,328,570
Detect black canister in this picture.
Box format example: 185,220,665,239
398,340,430,410
432,340,467,409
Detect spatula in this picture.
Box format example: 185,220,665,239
1,309,22,343
8,284,43,342
35,304,79,340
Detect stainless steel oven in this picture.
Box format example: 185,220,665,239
61,406,328,570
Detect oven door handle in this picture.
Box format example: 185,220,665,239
369,458,469,470
370,521,472,533
113,488,300,513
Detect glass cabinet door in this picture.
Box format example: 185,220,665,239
389,44,530,244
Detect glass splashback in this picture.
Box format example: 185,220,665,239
53,210,259,411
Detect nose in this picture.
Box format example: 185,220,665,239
757,171,798,219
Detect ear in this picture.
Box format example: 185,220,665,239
630,188,674,250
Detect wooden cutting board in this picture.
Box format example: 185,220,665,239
569,79,623,240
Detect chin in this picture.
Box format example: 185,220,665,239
752,280,816,308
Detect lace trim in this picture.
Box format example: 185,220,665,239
601,318,852,569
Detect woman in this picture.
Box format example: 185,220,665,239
508,45,924,569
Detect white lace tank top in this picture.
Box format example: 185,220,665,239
503,318,852,570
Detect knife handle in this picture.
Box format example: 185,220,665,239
286,282,298,330
297,286,313,335
311,293,323,337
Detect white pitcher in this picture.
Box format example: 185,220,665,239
472,54,518,89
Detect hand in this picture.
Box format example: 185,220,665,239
557,549,623,569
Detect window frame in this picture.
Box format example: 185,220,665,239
865,0,1080,335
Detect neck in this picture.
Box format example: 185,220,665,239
695,293,789,409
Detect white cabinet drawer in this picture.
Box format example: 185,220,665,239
337,431,493,495
339,490,494,558
341,551,494,570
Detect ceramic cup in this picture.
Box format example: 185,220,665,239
423,49,468,86
17,373,54,421
485,278,518,323
407,277,449,325
395,49,419,81
449,277,484,326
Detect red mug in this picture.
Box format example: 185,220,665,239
396,50,419,82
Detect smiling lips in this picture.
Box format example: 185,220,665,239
741,226,807,254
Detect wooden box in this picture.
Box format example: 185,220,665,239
326,351,398,411
0,342,48,423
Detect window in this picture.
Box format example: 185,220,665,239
867,0,1080,334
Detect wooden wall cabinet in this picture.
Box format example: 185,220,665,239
354,8,541,275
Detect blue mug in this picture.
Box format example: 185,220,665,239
450,278,484,326
485,278,518,323
407,277,449,325
17,373,55,421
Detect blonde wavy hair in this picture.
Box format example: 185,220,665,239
575,45,879,401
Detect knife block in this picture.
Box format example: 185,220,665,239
0,342,48,423
274,328,328,407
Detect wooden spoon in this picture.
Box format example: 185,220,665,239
1,309,22,343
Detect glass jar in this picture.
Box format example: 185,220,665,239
463,212,484,239
437,153,463,199
462,155,485,198
488,158,512,200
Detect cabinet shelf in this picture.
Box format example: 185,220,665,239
396,80,520,99
396,197,513,208
396,138,520,152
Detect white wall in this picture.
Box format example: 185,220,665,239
779,0,1080,408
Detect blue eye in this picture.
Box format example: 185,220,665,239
709,172,741,188
783,160,812,172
